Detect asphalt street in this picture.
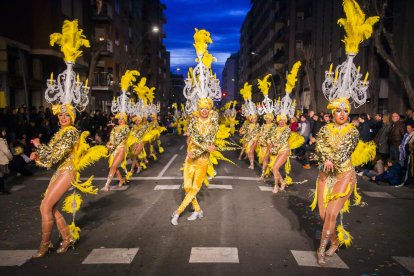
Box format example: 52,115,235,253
0,134,413,276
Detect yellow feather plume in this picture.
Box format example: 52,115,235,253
50,20,90,63
125,171,133,181
342,199,351,213
68,222,81,241
134,77,149,102
288,132,305,150
285,61,302,93
200,51,217,68
72,175,98,195
257,74,272,97
310,182,318,210
193,28,212,56
62,193,82,214
337,0,379,54
120,70,140,92
337,224,353,247
240,82,252,101
351,140,376,167
76,145,107,172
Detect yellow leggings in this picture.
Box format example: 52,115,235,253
177,157,209,214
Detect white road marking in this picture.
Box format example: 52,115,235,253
363,191,394,198
189,247,239,263
309,188,315,193
34,176,260,181
291,250,349,269
10,185,25,192
207,184,233,190
258,186,273,192
157,154,178,177
82,248,139,264
154,185,180,190
393,256,414,273
0,250,37,266
179,145,185,150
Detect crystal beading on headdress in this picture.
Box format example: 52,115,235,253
275,61,301,121
240,82,257,118
322,0,379,111
257,74,274,116
111,70,140,121
183,29,221,114
46,20,91,122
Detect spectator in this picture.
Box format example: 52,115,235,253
374,114,392,160
405,108,414,127
290,117,299,132
298,115,311,143
322,113,331,126
372,159,403,186
9,141,32,176
0,127,12,194
301,136,316,169
372,113,383,137
399,122,414,166
388,113,405,161
311,114,324,138
358,156,384,178
358,113,373,142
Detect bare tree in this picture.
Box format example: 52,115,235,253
367,0,414,107
299,46,318,111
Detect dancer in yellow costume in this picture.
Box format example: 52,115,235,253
268,61,304,193
238,82,254,161
102,70,139,191
311,0,378,266
171,28,223,225
256,74,275,178
30,20,107,257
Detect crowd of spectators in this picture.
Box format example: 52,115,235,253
292,108,414,187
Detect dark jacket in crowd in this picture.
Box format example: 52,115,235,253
372,120,383,137
375,162,403,186
358,121,373,142
388,121,405,147
311,120,324,137
374,123,392,155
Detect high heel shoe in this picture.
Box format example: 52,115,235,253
272,185,279,194
171,211,179,226
56,236,76,253
325,236,340,257
32,241,53,258
187,210,204,221
316,230,331,266
280,180,287,191
101,185,110,192
118,179,126,188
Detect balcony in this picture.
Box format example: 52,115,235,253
92,72,115,90
92,2,113,22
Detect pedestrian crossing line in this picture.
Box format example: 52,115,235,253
82,248,139,264
309,188,315,193
290,250,349,269
0,250,36,266
154,185,180,190
158,154,179,177
258,186,273,192
189,247,239,263
34,176,260,181
10,185,25,192
207,184,233,190
109,185,129,191
363,191,395,198
393,256,414,273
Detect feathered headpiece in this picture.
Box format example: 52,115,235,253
275,61,301,121
183,28,221,114
111,70,140,121
257,74,274,115
240,82,257,117
133,77,157,119
46,20,91,122
322,0,379,111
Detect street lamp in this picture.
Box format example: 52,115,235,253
152,26,159,33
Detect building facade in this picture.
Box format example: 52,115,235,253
221,52,239,104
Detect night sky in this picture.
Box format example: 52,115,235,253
163,0,251,80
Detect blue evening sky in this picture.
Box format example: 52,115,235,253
163,0,251,80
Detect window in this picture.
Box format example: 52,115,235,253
297,12,304,20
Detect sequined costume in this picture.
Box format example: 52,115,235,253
107,124,130,169
244,122,260,154
176,111,219,214
269,126,291,155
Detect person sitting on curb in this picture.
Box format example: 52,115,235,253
371,158,403,186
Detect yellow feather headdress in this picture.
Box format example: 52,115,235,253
121,70,140,92
50,20,90,63
338,0,380,54
285,61,302,93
